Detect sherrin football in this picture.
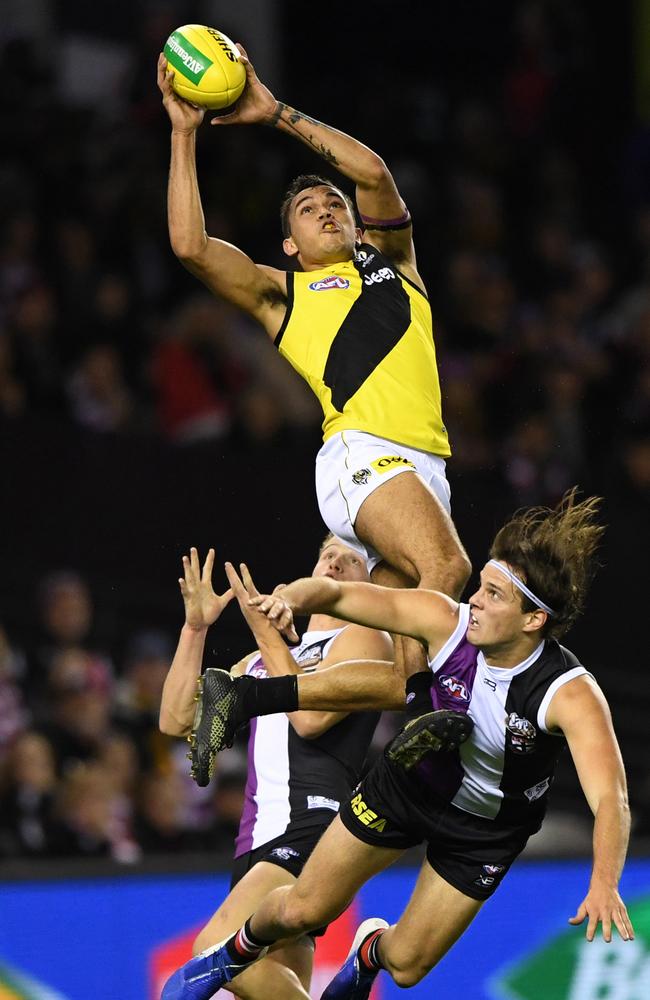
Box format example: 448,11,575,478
163,25,246,110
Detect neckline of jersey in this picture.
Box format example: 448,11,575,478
478,640,545,679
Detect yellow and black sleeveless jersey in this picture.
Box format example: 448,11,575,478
275,243,451,456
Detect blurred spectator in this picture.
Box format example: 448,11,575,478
502,412,574,506
0,211,42,319
66,343,134,432
0,625,29,759
8,282,64,412
28,570,114,708
0,330,26,418
115,629,173,768
134,770,200,854
96,732,141,863
37,646,114,773
150,296,249,443
0,731,58,858
51,762,115,858
209,770,247,853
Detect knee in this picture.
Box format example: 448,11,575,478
422,548,471,600
279,891,323,937
449,550,472,594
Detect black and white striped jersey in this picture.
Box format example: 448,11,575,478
415,604,589,830
235,628,380,857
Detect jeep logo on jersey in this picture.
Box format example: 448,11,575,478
352,468,371,485
439,674,470,702
308,276,350,291
505,712,537,753
363,266,396,286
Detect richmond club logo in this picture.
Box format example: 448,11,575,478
308,276,350,291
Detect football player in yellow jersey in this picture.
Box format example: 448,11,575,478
157,45,471,707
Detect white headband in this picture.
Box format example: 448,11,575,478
487,560,556,617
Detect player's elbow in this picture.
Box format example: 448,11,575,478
169,230,209,265
360,153,392,189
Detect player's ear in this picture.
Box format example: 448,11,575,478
283,235,299,258
523,609,548,634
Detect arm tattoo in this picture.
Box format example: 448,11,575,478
269,101,287,126
275,106,340,166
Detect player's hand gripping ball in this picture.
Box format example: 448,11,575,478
163,25,246,110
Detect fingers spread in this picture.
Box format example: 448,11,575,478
202,548,215,582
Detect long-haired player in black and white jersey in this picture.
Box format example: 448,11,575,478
173,490,635,1000
159,536,398,1000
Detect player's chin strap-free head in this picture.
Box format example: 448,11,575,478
487,560,556,617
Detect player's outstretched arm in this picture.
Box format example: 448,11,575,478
547,676,635,943
248,574,459,654
159,548,236,736
211,46,416,269
226,562,399,734
157,55,287,332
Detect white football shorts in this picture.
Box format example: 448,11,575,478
315,430,451,571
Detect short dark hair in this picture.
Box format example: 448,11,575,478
280,174,356,238
489,488,605,638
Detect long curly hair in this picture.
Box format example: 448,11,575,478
489,488,605,638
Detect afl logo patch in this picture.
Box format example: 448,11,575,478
439,674,470,702
308,276,350,291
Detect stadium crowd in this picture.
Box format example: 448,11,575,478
1,1,649,861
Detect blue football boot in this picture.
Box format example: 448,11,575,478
161,937,268,1000
320,918,388,1000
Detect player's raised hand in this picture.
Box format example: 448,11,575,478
158,54,205,132
224,561,259,619
209,44,277,126
180,548,233,630
225,562,299,643
569,885,635,942
247,587,300,643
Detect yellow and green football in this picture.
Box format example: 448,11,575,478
163,24,246,110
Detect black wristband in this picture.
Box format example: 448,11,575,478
404,671,433,720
